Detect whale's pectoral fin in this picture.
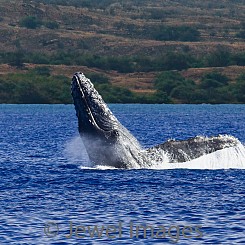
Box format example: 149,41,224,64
147,135,239,163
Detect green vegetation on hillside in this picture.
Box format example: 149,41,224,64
20,16,42,29
236,22,245,39
151,25,200,42
0,0,245,104
0,70,168,104
0,71,70,104
1,49,245,73
0,68,244,104
112,22,200,41
29,0,121,8
154,71,244,104
20,16,59,29
234,73,245,103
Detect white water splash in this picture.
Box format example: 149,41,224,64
65,136,245,170
78,165,116,170
150,142,245,170
64,135,91,167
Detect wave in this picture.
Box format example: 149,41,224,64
64,136,245,170
79,165,118,170
150,142,245,170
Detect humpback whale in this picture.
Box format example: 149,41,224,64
71,72,238,169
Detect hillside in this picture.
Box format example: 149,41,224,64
0,0,245,103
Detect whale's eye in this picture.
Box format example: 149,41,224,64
112,130,119,137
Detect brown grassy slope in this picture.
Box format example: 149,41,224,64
0,0,245,56
181,66,245,84
1,64,245,95
0,0,245,94
0,63,157,93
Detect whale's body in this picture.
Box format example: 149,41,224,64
71,72,238,168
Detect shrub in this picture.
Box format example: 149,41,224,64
136,91,171,104
148,8,166,20
236,30,245,39
234,73,245,102
202,72,229,85
151,25,200,42
154,71,186,95
232,52,245,66
170,82,196,103
95,84,136,103
162,52,193,71
32,66,51,76
199,79,224,89
205,47,231,67
20,16,42,29
199,72,229,89
0,73,71,104
236,21,245,39
44,21,59,29
87,73,110,84
8,51,25,68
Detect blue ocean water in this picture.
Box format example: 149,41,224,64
0,104,244,244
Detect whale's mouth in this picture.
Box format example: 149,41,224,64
71,72,118,139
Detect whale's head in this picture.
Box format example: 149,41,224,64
71,72,119,140
71,72,143,168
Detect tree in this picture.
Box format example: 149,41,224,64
8,51,25,68
20,16,42,29
199,79,224,89
170,82,196,103
163,52,192,71
154,71,186,95
87,73,109,84
202,72,229,85
205,47,231,67
152,25,200,42
234,73,245,102
44,21,59,29
199,72,229,89
33,66,51,76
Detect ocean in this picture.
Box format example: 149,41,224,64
0,104,244,244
